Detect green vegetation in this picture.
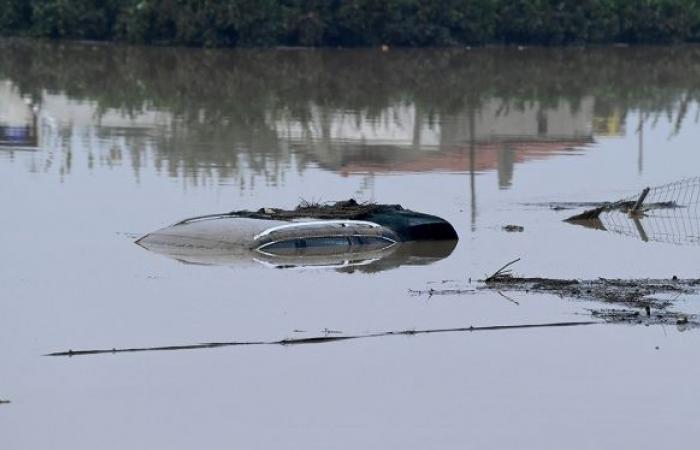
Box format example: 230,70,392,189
1,0,700,46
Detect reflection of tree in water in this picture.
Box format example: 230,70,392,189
1,40,700,183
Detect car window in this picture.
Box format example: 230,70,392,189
259,235,393,255
350,236,393,246
258,239,300,253
304,237,350,248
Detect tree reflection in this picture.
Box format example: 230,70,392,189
0,40,699,186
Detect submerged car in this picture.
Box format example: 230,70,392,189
136,200,458,270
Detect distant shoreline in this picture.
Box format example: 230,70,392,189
2,1,700,48
0,37,693,50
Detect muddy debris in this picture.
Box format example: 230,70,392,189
237,199,388,220
587,308,697,329
411,259,700,327
413,275,695,310
483,275,696,309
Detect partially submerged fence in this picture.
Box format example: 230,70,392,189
567,177,700,246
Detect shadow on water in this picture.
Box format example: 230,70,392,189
1,40,700,188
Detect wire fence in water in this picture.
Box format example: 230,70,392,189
622,176,700,212
598,176,700,246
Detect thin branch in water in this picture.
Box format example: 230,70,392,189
485,257,521,282
409,287,476,296
45,320,595,358
497,290,520,305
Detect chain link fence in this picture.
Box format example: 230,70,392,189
597,177,700,245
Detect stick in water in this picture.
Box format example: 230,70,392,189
485,257,521,282
45,320,594,357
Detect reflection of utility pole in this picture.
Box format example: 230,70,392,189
469,106,477,232
356,172,375,202
412,104,423,149
31,102,39,147
637,112,644,175
497,144,515,189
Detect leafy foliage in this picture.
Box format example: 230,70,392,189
1,0,700,45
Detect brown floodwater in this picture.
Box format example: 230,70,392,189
2,40,700,449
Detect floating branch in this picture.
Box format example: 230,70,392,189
45,320,595,358
485,257,521,282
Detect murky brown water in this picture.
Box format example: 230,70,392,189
3,40,700,449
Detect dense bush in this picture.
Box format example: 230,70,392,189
1,0,700,46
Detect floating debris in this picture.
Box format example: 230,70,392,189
45,320,595,357
412,259,700,328
584,308,694,330
502,225,525,232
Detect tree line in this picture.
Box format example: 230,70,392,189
1,0,700,46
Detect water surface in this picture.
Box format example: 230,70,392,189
2,40,700,450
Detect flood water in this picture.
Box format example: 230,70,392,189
3,40,700,449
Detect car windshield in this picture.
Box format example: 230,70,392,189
257,235,394,256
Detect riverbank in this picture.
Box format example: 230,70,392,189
2,0,700,47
